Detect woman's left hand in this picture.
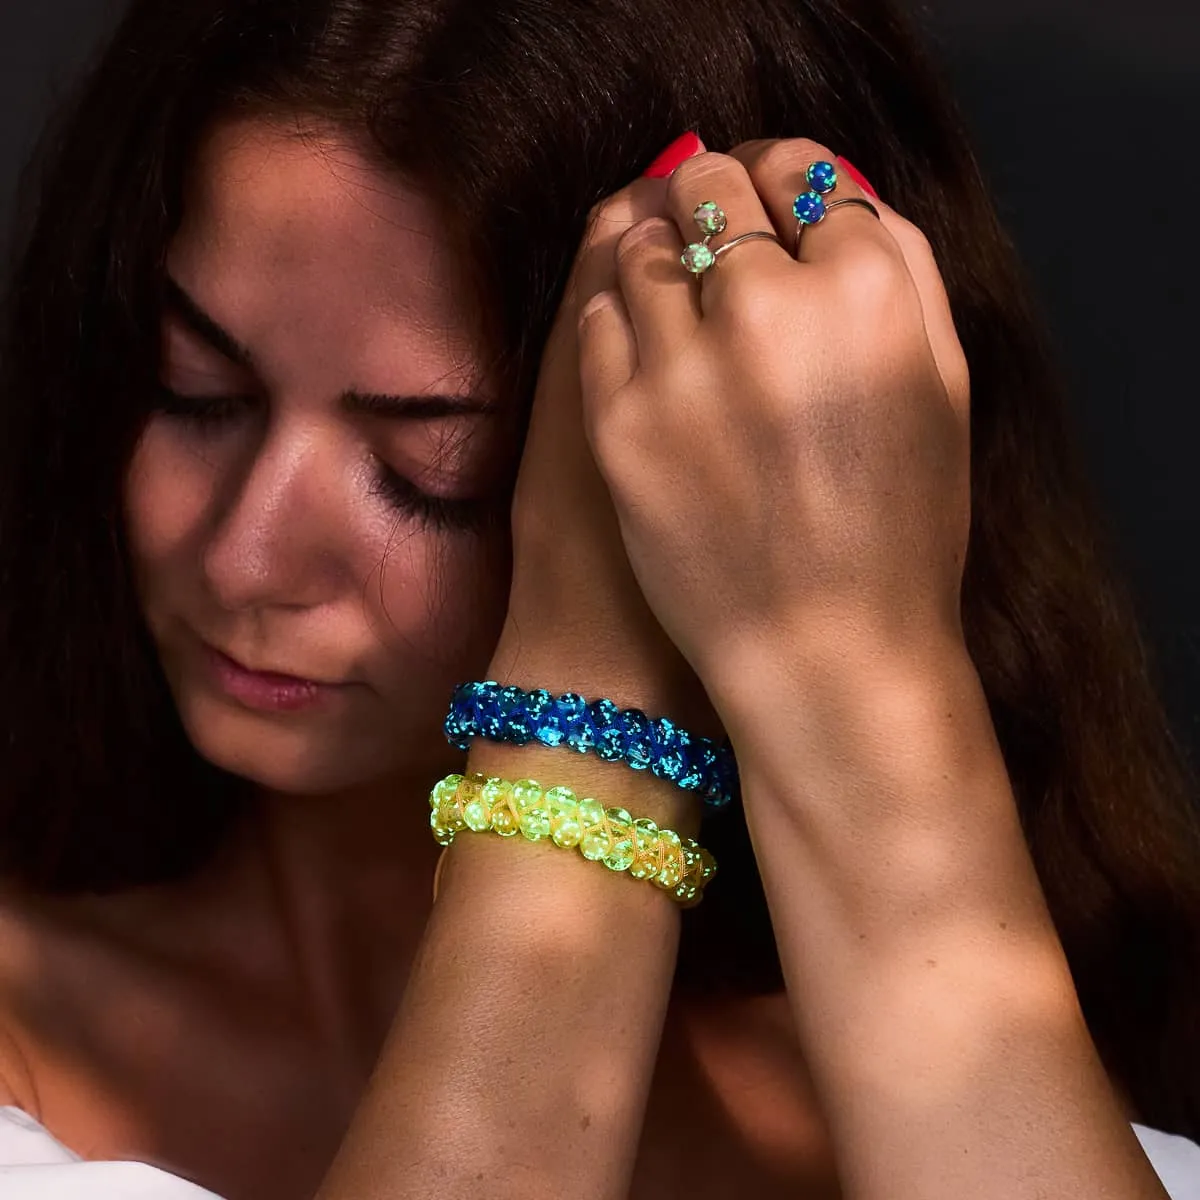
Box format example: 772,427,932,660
577,137,973,697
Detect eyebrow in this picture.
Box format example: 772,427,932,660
163,275,499,420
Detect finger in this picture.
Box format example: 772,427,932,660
663,150,793,315
612,215,701,368
731,139,969,417
577,287,638,412
728,138,897,266
884,218,971,423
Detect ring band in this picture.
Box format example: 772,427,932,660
793,195,881,254
711,229,783,263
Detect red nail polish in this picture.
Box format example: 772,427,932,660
643,131,704,178
837,156,880,201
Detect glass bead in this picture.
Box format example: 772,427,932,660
550,812,582,849
430,810,455,847
807,160,838,194
478,688,507,740
681,242,715,274
692,201,727,236
654,829,685,889
577,796,604,826
793,190,827,225
578,798,610,861
546,786,582,848
463,797,490,832
490,804,519,836
519,805,551,841
628,818,661,880
477,779,506,824
430,774,463,811
592,700,626,762
617,709,653,770
555,692,595,753
602,807,635,872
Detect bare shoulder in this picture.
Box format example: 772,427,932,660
0,888,58,1112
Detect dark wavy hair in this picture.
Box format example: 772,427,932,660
3,0,1199,1140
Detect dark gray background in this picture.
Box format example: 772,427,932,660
3,0,1199,772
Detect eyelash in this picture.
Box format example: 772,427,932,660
152,386,493,534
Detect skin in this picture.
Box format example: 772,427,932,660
0,119,1145,1199
0,117,838,1200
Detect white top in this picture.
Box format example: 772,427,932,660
0,1105,1196,1198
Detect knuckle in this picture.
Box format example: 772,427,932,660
836,240,908,306
665,150,735,199
719,274,786,339
615,216,676,263
889,216,935,261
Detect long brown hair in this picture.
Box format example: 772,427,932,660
2,0,1198,1139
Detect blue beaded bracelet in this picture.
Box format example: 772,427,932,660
443,680,740,811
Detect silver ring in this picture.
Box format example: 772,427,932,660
793,196,882,254
711,229,783,264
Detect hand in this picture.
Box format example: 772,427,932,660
575,137,972,696
486,175,723,739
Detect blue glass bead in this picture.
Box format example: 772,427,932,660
556,692,594,754
675,730,706,791
528,689,567,747
793,191,827,224
649,717,686,784
589,698,626,762
478,687,508,741
617,709,654,770
498,684,533,745
806,160,838,194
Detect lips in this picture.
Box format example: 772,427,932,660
200,641,345,713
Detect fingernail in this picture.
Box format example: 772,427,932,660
643,131,706,178
837,156,880,201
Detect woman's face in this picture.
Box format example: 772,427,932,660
125,115,516,797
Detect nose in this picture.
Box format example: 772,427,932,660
203,427,346,613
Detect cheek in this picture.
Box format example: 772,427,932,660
123,421,222,571
367,524,512,668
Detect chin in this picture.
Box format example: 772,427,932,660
177,692,399,796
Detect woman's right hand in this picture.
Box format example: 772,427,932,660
485,172,724,751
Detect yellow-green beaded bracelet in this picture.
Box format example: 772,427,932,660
428,772,718,908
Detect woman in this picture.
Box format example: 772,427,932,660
0,0,1198,1196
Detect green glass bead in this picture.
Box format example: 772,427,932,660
463,797,490,832
602,807,636,872
580,820,612,861
674,880,699,905
430,809,456,847
490,805,519,836
546,786,582,848
512,778,545,809
550,812,582,848
578,797,610,861
654,828,685,889
577,796,604,826
698,847,719,883
519,805,551,841
543,784,576,812
481,776,512,813
692,201,727,236
681,242,715,274
628,818,661,880
430,773,463,811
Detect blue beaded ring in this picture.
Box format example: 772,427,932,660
792,160,881,254
444,681,740,811
792,160,839,249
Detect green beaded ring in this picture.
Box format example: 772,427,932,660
429,772,718,908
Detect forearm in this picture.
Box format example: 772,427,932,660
314,683,709,1200
710,634,1170,1200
